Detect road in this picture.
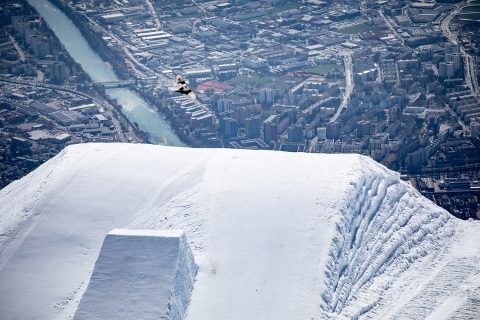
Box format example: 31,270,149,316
84,14,151,79
463,53,480,97
85,13,174,89
374,62,383,84
377,9,402,83
438,3,472,129
440,5,460,44
0,77,142,142
330,53,354,123
440,3,480,97
8,33,26,62
145,0,161,30
378,9,404,45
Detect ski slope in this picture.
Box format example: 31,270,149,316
0,143,479,320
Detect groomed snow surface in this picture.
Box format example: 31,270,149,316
0,143,479,320
74,229,197,320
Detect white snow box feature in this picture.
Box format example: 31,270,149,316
74,229,197,320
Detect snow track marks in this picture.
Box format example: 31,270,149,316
321,157,456,318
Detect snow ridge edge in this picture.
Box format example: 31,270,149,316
320,157,456,318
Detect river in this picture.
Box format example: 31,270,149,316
27,0,184,146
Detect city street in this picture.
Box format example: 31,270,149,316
330,52,353,123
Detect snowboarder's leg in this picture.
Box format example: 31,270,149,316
188,91,197,100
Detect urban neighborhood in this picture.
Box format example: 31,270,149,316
1,0,479,219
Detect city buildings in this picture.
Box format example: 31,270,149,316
1,0,479,219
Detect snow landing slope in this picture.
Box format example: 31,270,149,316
0,143,479,320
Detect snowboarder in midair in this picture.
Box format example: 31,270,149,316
172,75,197,100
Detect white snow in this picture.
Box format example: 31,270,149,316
73,229,197,320
0,143,479,320
108,228,184,237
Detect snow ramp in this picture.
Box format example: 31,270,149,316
73,229,197,320
1,144,479,319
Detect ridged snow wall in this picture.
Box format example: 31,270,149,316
73,229,197,320
320,157,456,318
